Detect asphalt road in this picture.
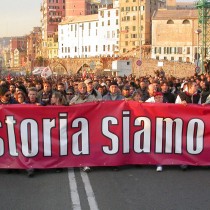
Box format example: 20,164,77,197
0,166,210,210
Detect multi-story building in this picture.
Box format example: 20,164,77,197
48,33,59,59
151,9,198,63
9,37,27,68
65,0,92,16
26,27,42,71
119,0,166,55
41,0,65,58
58,3,119,58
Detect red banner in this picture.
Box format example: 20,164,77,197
0,101,209,169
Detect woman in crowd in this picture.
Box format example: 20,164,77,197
51,91,67,106
14,92,27,104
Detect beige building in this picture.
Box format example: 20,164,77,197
151,9,198,64
119,0,166,55
26,27,42,71
47,35,58,59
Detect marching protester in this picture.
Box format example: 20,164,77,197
14,91,27,104
200,80,210,104
37,81,53,105
138,80,149,102
175,81,201,170
69,82,97,172
0,85,18,104
145,84,164,172
51,91,67,106
102,81,124,171
121,85,132,100
84,78,102,100
9,83,16,98
27,87,40,105
175,81,201,105
160,82,176,103
102,81,124,101
57,82,67,100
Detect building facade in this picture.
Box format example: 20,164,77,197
151,9,198,63
119,0,166,55
41,0,65,58
58,3,119,58
65,0,92,16
9,37,27,68
26,27,42,71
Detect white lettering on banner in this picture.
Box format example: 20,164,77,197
102,117,119,154
43,119,55,156
5,116,18,156
123,111,130,153
0,113,205,157
155,118,183,154
134,117,151,153
20,119,39,157
72,118,90,155
0,122,4,156
187,119,204,154
59,113,68,156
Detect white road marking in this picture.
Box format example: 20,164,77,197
68,168,82,210
80,171,99,210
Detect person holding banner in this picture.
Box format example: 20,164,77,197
84,79,102,101
102,81,124,101
102,81,124,171
145,84,164,172
69,82,97,172
37,81,53,105
27,87,40,105
69,82,96,105
175,81,201,170
175,81,201,105
51,91,67,106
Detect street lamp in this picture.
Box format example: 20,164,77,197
195,29,202,73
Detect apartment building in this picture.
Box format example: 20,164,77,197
9,37,27,68
65,0,92,16
41,0,65,58
58,3,119,58
151,9,198,63
119,0,166,55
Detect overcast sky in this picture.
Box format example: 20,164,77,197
0,0,42,37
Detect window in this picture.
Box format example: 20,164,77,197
177,47,182,54
183,19,190,24
167,20,174,24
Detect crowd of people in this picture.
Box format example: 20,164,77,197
0,72,209,176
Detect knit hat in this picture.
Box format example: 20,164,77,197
0,86,9,96
109,81,118,87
